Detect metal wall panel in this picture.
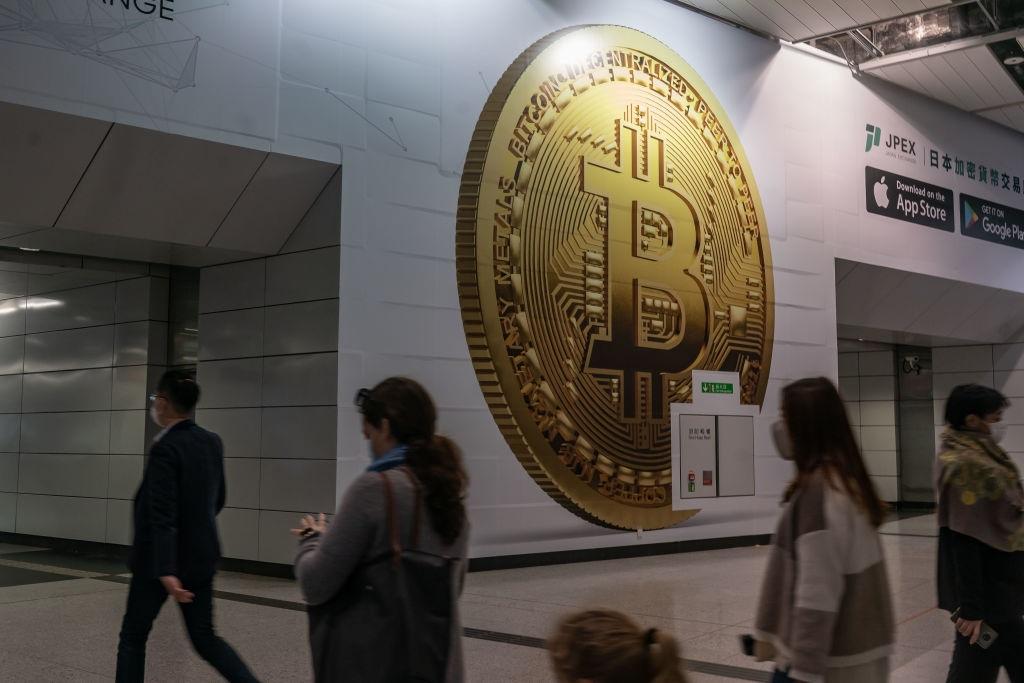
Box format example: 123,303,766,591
26,283,115,334
110,411,146,455
259,459,336,513
224,458,260,509
114,322,153,367
22,368,112,413
261,406,337,460
265,247,339,306
0,453,17,492
262,353,338,407
16,494,106,542
21,412,110,454
0,299,27,338
107,455,143,500
263,300,338,356
106,499,133,545
111,365,149,411
198,359,264,409
0,492,14,532
198,309,265,361
18,453,109,498
280,168,342,254
198,260,266,314
218,507,260,561
24,326,113,372
0,375,23,413
115,278,154,324
0,336,25,375
0,414,20,453
258,509,306,564
195,408,262,459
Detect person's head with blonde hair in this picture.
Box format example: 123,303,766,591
548,609,687,683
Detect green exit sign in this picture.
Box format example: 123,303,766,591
701,382,734,395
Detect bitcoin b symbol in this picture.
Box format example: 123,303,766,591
583,121,709,420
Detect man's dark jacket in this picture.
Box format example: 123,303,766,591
130,420,226,581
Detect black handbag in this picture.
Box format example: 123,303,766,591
307,468,456,682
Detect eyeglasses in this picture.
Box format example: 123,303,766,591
148,394,163,403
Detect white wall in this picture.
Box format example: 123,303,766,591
5,0,1024,557
840,350,899,502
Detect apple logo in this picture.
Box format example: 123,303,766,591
874,175,889,209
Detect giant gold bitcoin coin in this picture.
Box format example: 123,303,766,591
457,25,773,530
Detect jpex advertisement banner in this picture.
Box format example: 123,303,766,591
863,120,1024,248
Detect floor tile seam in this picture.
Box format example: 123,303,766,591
895,606,939,626
0,585,125,606
0,557,95,579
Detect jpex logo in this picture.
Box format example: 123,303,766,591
865,124,917,160
865,124,881,152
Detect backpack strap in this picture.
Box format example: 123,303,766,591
378,471,402,567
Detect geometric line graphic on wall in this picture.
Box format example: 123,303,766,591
0,1,214,91
456,25,774,530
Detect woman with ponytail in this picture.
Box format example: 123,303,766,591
549,609,687,683
292,377,469,682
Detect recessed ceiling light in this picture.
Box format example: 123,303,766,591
1004,56,1024,66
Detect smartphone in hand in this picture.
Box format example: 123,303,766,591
950,608,999,649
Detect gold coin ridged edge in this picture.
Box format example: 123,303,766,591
455,24,768,531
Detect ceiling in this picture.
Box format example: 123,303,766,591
0,101,340,267
835,258,1024,346
676,0,1024,136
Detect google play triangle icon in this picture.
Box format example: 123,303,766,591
963,199,981,230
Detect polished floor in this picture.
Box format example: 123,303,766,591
0,512,1006,682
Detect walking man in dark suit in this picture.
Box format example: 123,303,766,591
115,370,258,682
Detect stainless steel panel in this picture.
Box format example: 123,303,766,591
262,353,337,407
56,124,267,247
280,168,342,253
106,499,133,545
259,459,336,513
258,509,307,564
27,269,117,296
198,309,264,361
26,283,115,334
16,494,106,542
108,455,144,500
114,322,151,366
148,322,168,368
0,415,20,453
18,453,108,498
150,276,170,322
115,278,152,324
199,260,266,314
261,406,336,460
111,365,149,411
24,326,113,373
196,359,263,409
0,336,24,375
0,375,23,413
219,507,259,561
195,408,261,458
718,416,755,497
211,154,339,254
0,492,14,532
0,101,112,227
21,412,109,454
0,453,17,492
0,297,26,338
22,368,112,413
110,411,146,456
0,271,28,301
265,248,340,306
263,300,338,356
224,458,260,509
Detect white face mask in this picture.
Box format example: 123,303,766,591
772,420,794,460
989,422,1008,444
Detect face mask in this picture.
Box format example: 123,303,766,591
989,422,1008,444
772,420,794,461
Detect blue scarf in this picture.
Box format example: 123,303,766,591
366,445,407,472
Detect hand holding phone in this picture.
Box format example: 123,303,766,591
951,608,999,649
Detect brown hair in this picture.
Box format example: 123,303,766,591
781,377,887,527
360,377,468,545
548,610,687,683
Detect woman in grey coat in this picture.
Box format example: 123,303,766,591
292,377,469,682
